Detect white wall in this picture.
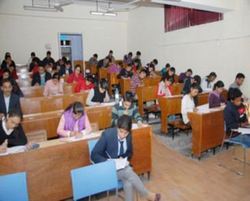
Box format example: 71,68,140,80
128,0,250,94
0,0,128,64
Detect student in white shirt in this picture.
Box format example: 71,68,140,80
181,83,199,125
201,72,217,91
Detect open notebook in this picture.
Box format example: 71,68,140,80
237,128,250,135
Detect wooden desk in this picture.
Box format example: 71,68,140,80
159,93,209,134
120,78,131,97
22,104,112,139
136,85,158,115
172,83,184,95
188,109,224,158
0,127,152,201
107,72,119,95
98,68,108,80
144,76,161,86
21,92,88,115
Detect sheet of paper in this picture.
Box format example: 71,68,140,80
197,104,210,113
0,146,26,156
60,132,102,142
114,158,129,170
237,127,250,135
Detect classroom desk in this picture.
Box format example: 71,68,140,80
0,126,152,201
22,104,113,139
107,72,119,95
188,107,225,159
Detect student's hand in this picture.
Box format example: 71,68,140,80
0,113,4,119
240,122,249,128
137,122,147,128
0,140,7,154
193,108,198,112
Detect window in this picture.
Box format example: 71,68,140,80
165,5,223,32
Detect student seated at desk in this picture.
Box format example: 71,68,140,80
160,63,170,77
91,115,161,201
112,91,142,126
43,73,63,97
228,73,248,100
32,64,52,86
0,110,27,153
117,64,133,79
57,102,91,137
147,63,157,77
182,75,202,95
224,88,248,134
59,60,73,77
208,80,226,108
157,76,174,97
201,72,217,91
0,79,22,119
178,69,193,83
66,65,84,84
130,69,147,95
181,83,199,125
74,75,95,93
88,53,98,66
86,79,110,106
107,58,121,74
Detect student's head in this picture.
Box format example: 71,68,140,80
6,110,22,130
186,69,193,77
149,64,155,72
126,64,132,71
109,50,113,56
5,52,11,58
123,91,134,109
93,54,98,59
99,79,108,93
45,63,52,73
5,56,12,64
207,72,217,82
52,73,60,84
168,67,176,76
152,59,158,66
163,76,174,87
67,102,84,120
229,88,242,106
117,115,132,139
38,65,45,75
165,63,171,71
65,61,71,68
74,65,81,75
189,83,200,97
136,51,141,57
235,73,245,86
46,51,51,57
85,75,94,85
128,52,133,57
1,79,13,96
139,69,147,80
62,56,67,64
31,52,36,58
213,80,224,93
8,64,15,72
32,57,40,65
2,69,10,79
192,75,201,85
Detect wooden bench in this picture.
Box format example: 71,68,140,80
98,68,108,80
107,72,119,95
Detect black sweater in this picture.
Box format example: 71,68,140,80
0,120,27,147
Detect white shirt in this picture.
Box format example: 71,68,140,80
181,94,195,124
2,119,14,136
201,77,214,91
4,95,10,113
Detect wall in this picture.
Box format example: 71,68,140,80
0,0,128,64
128,0,250,94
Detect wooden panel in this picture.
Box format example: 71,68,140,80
0,127,152,201
107,72,119,95
73,60,84,71
120,78,131,97
63,92,88,108
136,85,158,115
41,96,64,112
197,93,209,106
20,97,43,114
189,109,224,158
90,65,97,75
98,68,108,80
172,83,184,95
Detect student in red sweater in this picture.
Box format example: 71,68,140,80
74,75,95,93
67,65,84,84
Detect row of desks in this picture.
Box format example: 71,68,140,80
0,126,152,201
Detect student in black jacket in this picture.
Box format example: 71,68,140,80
117,64,133,79
31,65,52,86
91,115,161,201
0,79,22,119
0,110,27,153
224,88,248,134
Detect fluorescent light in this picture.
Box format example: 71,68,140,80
90,11,104,16
23,5,60,12
104,12,117,17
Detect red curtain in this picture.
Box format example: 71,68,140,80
165,5,223,32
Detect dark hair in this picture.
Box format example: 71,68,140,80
228,88,242,101
75,65,81,70
193,75,201,85
190,83,200,91
5,55,11,60
153,59,158,65
38,61,45,67
186,69,193,74
149,63,155,71
109,50,113,54
128,52,133,57
99,79,108,90
169,67,176,73
1,78,12,86
65,101,84,115
52,73,59,80
162,75,174,84
93,54,98,58
124,91,134,103
66,60,71,65
136,51,141,56
213,80,224,90
86,75,94,83
47,51,51,55
62,56,67,63
117,115,132,132
32,57,40,64
165,63,171,68
31,52,36,57
236,73,245,79
208,72,217,78
8,109,23,120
